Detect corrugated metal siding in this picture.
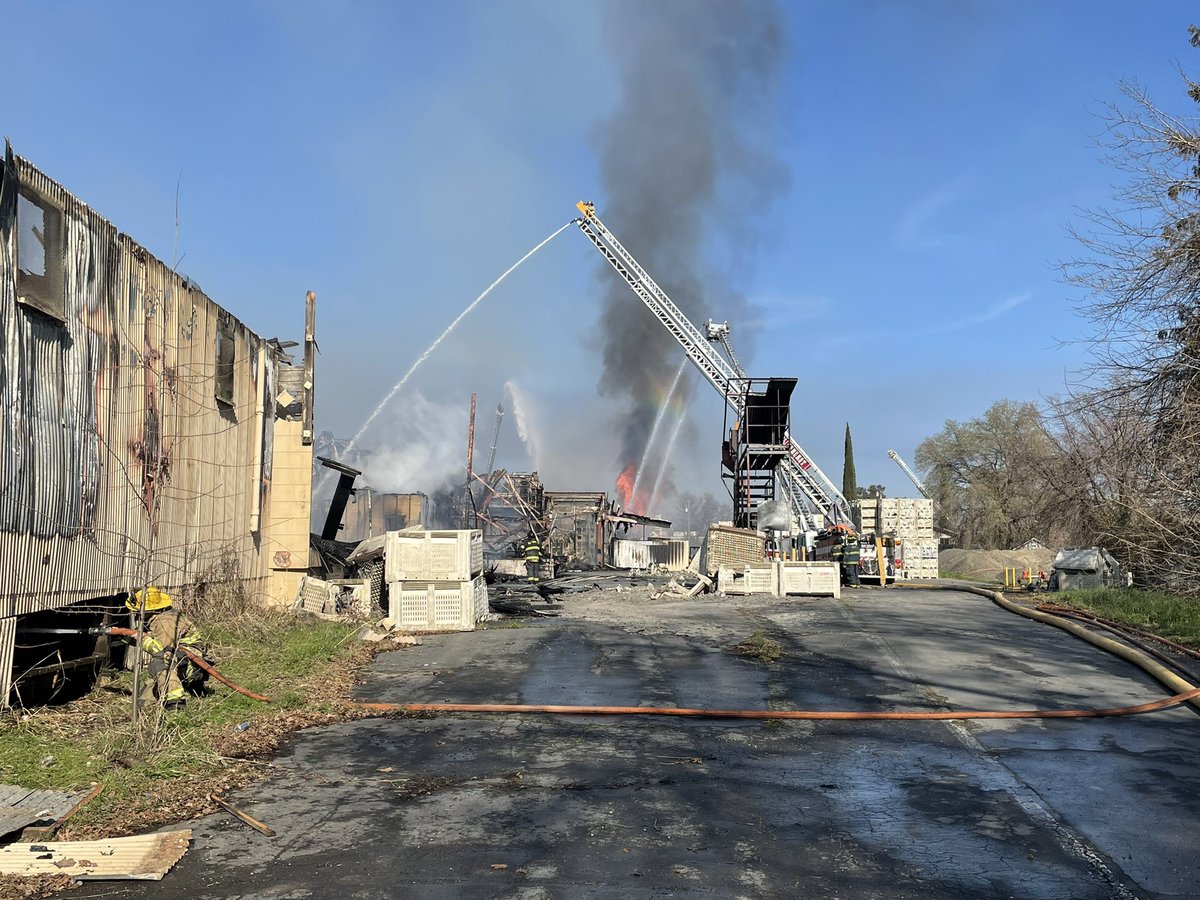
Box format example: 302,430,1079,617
0,783,93,838
0,159,277,624
0,829,191,879
612,539,652,569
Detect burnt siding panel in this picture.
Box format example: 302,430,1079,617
0,157,275,629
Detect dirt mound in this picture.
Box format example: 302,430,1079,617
939,547,1056,581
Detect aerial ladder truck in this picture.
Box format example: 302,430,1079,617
573,201,851,531
887,449,930,499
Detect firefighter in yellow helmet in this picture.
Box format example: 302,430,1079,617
126,587,209,710
523,530,543,583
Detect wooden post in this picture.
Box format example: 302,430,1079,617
466,393,477,486
302,291,315,445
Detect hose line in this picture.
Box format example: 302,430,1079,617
351,687,1200,721
109,627,273,703
894,582,1200,714
350,584,1200,721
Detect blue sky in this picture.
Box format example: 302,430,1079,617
4,1,1196,510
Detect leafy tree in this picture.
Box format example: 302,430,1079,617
915,401,1063,549
856,484,887,499
842,423,858,502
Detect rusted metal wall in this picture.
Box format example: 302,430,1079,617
0,152,281,698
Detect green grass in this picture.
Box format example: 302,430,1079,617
730,630,784,664
1053,587,1200,649
0,614,361,833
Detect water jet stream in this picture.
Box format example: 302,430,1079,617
648,407,687,516
323,221,573,485
629,357,687,510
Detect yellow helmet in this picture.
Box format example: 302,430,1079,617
126,586,173,612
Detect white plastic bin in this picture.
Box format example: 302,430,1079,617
385,529,484,582
387,576,488,632
777,561,841,598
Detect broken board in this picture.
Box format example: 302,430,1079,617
0,830,192,880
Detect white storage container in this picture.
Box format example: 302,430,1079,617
612,539,652,569
717,564,778,596
777,561,841,598
649,538,689,571
387,576,488,632
386,529,484,582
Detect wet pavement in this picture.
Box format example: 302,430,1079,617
70,588,1200,899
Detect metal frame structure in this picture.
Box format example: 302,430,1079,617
887,449,931,499
573,202,850,528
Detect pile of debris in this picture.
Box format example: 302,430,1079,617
0,783,194,885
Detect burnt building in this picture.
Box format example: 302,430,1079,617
0,144,316,704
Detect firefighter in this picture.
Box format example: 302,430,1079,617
842,535,861,586
830,538,844,579
523,531,542,583
126,587,209,710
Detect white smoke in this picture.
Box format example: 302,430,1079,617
503,380,541,471
359,390,468,492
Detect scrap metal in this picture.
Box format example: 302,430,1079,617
0,830,191,880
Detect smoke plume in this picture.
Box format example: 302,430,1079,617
359,390,469,493
594,0,788,493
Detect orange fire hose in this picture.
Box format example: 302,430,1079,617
107,586,1200,721
350,686,1200,721
108,627,273,703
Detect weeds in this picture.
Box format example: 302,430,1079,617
730,630,784,664
0,613,362,836
1052,587,1200,648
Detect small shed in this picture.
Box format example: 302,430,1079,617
1013,537,1045,552
1050,547,1127,591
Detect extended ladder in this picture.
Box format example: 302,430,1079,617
573,202,850,526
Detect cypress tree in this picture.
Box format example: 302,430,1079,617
843,423,858,502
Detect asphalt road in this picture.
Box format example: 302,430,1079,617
71,588,1200,899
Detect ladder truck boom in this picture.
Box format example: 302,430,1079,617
573,201,850,525
887,449,930,499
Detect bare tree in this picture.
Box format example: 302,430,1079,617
1058,24,1200,591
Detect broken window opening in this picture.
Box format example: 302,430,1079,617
15,189,66,321
215,319,236,407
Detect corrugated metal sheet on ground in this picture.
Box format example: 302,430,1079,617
0,829,190,880
0,783,93,839
648,538,689,570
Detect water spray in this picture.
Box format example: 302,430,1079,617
647,407,687,515
322,220,573,487
629,357,687,509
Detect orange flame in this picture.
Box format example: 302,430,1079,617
615,462,649,515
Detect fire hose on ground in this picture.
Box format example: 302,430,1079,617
351,584,1200,721
102,627,273,703
44,589,1199,721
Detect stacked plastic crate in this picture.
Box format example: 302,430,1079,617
703,525,766,576
385,530,486,631
858,498,938,579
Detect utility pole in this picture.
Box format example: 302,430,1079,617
464,394,477,529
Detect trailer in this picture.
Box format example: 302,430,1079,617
0,143,316,705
